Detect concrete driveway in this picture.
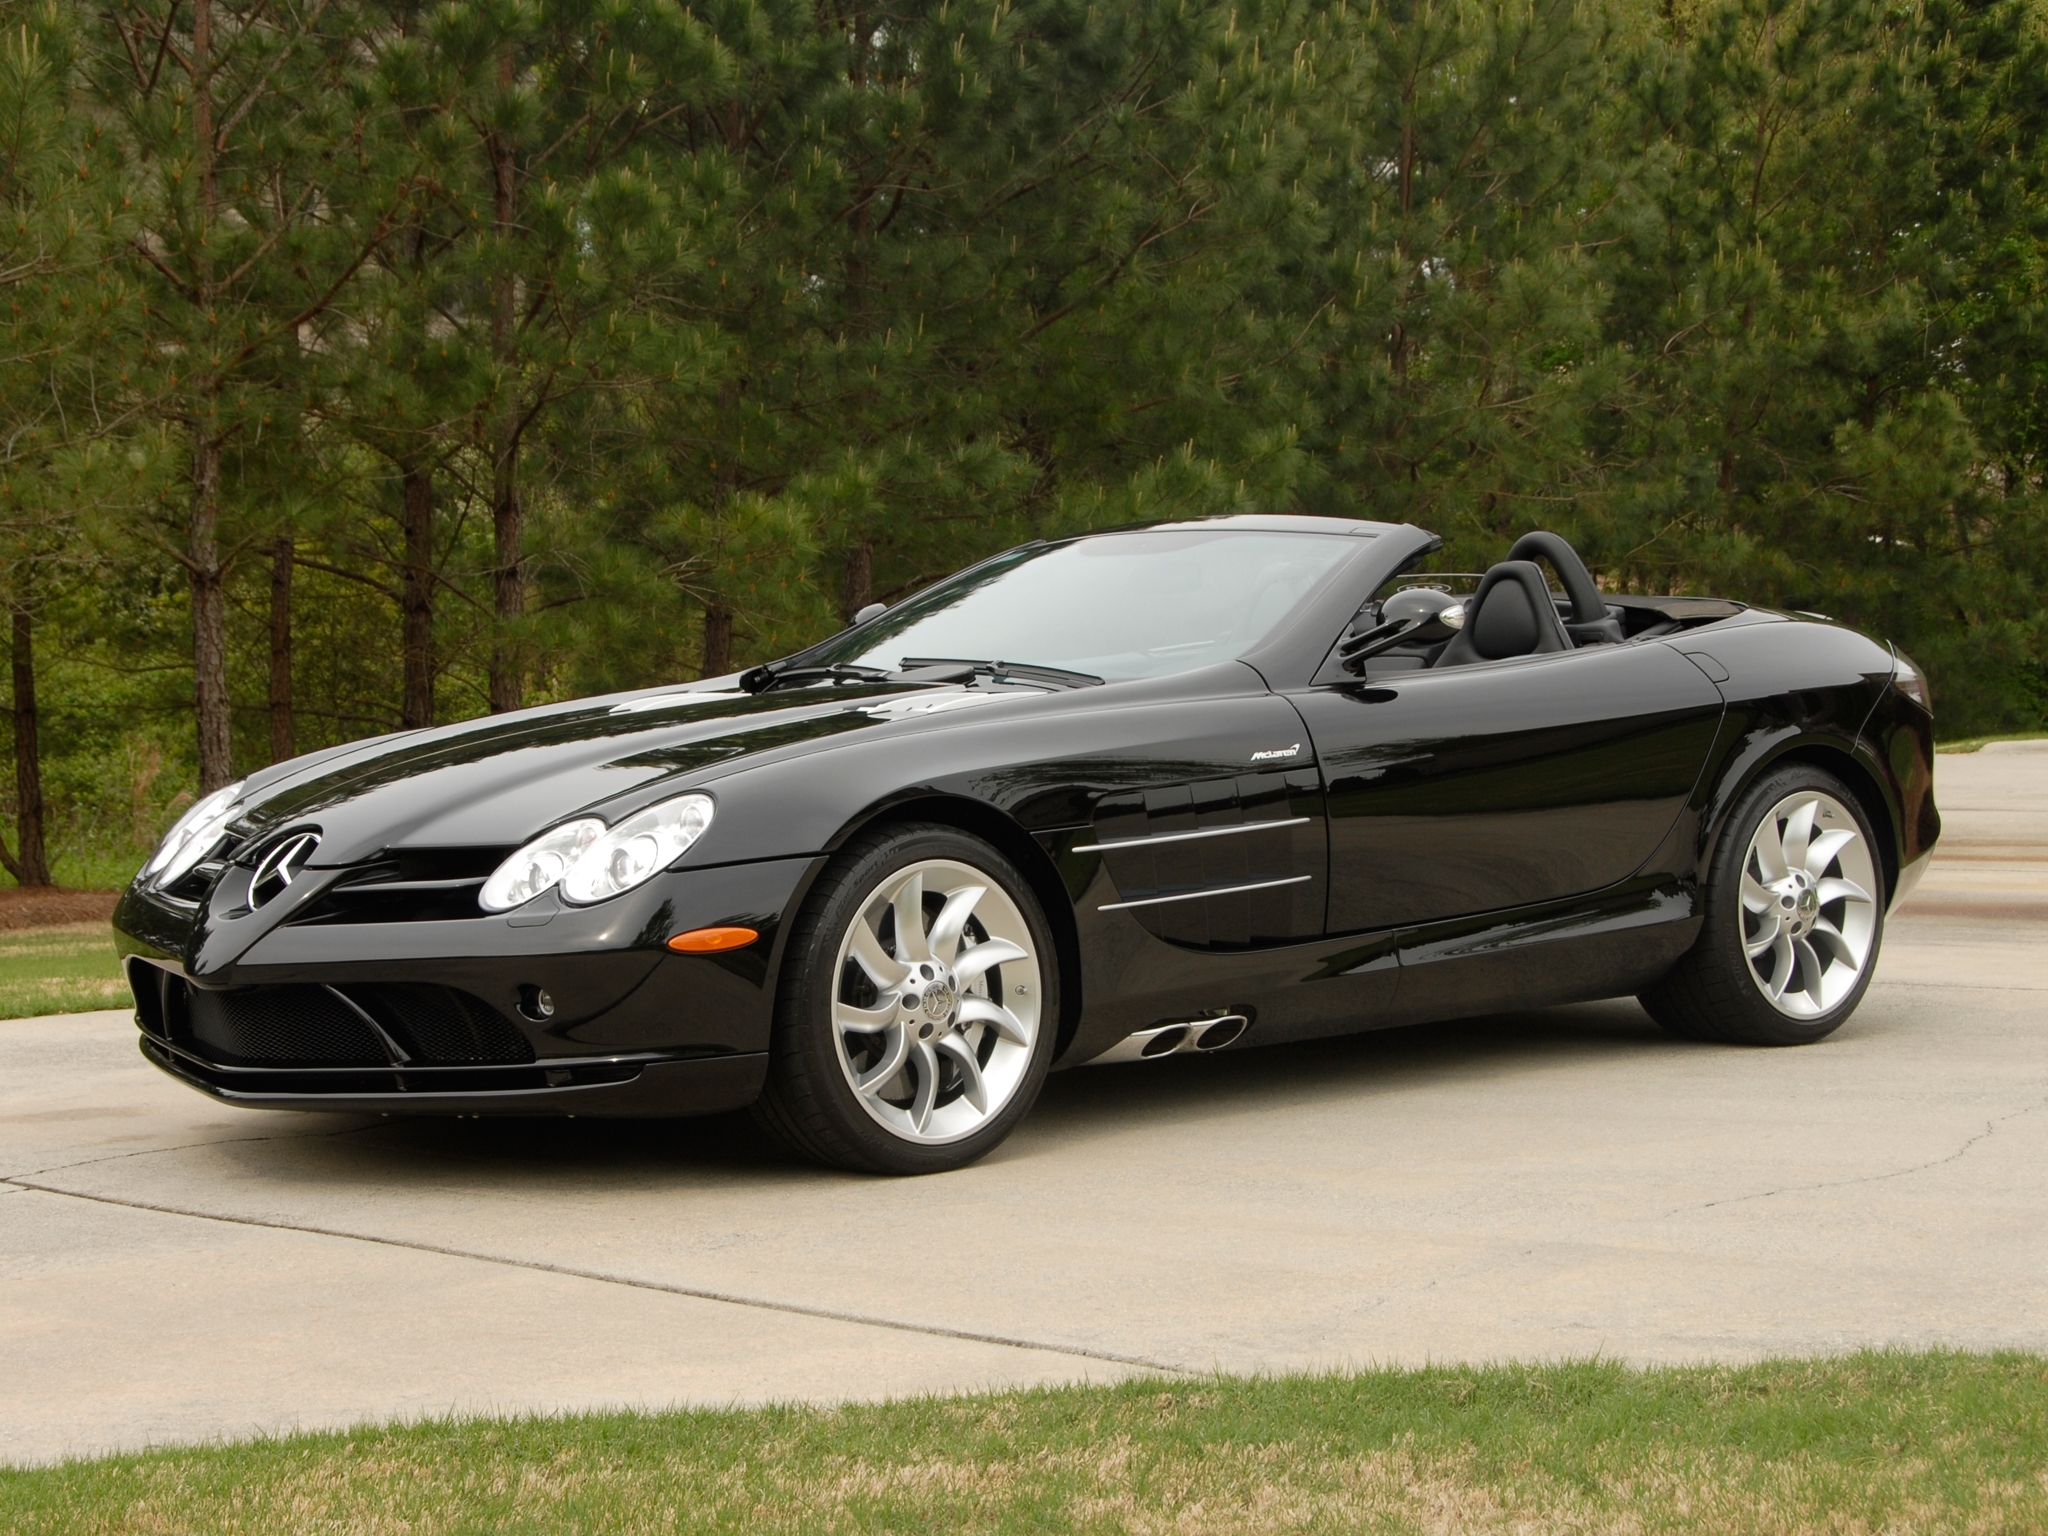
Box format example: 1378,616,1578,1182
5,744,2044,1466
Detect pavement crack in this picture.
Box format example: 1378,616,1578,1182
0,1176,1192,1378
1671,1096,2048,1215
1,1120,383,1184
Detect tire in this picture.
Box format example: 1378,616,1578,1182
1640,762,1886,1046
751,823,1059,1174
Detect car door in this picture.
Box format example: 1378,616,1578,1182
1286,642,1726,934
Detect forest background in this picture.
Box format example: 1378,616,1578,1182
0,0,2042,889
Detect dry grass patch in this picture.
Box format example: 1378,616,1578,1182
0,923,126,1019
5,1353,2046,1534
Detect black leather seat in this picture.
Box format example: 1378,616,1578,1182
1433,560,1573,667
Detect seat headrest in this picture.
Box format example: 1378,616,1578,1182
1433,561,1572,667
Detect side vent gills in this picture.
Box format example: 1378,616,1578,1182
1086,1014,1249,1066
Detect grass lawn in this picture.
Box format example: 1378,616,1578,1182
1937,731,2048,753
4,1353,2045,1534
0,923,127,1019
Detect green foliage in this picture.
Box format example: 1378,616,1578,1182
1,0,2045,880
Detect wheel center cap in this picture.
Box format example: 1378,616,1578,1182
921,980,957,1021
1773,875,1821,935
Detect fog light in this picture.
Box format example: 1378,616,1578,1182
519,985,556,1021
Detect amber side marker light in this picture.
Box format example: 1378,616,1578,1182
667,926,759,953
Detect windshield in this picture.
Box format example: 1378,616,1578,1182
803,528,1365,682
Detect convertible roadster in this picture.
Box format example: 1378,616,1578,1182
116,517,1938,1173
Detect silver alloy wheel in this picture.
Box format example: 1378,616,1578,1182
830,857,1042,1145
1739,789,1879,1019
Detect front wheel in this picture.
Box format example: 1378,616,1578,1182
752,824,1057,1174
1640,764,1885,1045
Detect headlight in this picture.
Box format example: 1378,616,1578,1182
1893,649,1933,715
478,819,604,913
563,794,715,905
142,782,246,887
479,794,715,913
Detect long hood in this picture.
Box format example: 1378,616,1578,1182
231,681,1006,867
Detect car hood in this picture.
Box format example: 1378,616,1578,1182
230,681,1011,867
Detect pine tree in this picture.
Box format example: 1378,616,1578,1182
1287,0,1621,548
89,0,409,788
1597,0,2047,721
0,4,133,882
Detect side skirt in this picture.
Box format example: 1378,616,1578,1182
1376,876,1700,1034
1066,876,1700,1063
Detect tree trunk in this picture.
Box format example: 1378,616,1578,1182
841,541,874,623
701,605,734,678
188,0,233,791
190,423,235,791
268,536,295,763
486,46,524,715
488,446,523,713
401,461,436,729
10,589,49,887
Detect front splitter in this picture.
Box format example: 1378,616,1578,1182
140,1035,768,1118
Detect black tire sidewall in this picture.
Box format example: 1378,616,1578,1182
1697,762,1887,1045
768,824,1059,1174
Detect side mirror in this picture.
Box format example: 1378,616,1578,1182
852,602,887,626
1338,588,1467,669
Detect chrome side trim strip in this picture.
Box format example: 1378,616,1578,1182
1075,817,1309,855
1098,874,1312,912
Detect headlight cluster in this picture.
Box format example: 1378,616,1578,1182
142,782,246,889
480,793,714,913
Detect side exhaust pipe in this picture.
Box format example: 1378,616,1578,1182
1086,1014,1248,1065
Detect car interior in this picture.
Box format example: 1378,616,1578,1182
1329,529,1746,681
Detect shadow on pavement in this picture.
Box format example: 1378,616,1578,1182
232,997,1679,1187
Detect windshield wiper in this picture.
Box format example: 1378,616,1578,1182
749,662,894,692
896,657,1104,690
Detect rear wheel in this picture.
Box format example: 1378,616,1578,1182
1640,764,1885,1045
752,824,1057,1174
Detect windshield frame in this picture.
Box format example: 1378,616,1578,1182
771,525,1387,689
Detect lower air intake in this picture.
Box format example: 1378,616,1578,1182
174,978,535,1067
187,984,387,1066
342,983,535,1064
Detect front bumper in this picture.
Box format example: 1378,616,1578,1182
116,853,818,1118
140,1031,766,1118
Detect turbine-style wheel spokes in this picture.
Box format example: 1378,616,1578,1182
1739,789,1879,1020
831,858,1042,1144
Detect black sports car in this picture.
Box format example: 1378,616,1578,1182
115,517,1939,1173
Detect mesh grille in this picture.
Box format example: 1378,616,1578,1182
340,983,534,1064
186,984,387,1066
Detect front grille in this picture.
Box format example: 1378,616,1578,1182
187,984,388,1066
346,983,535,1063
287,847,508,924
